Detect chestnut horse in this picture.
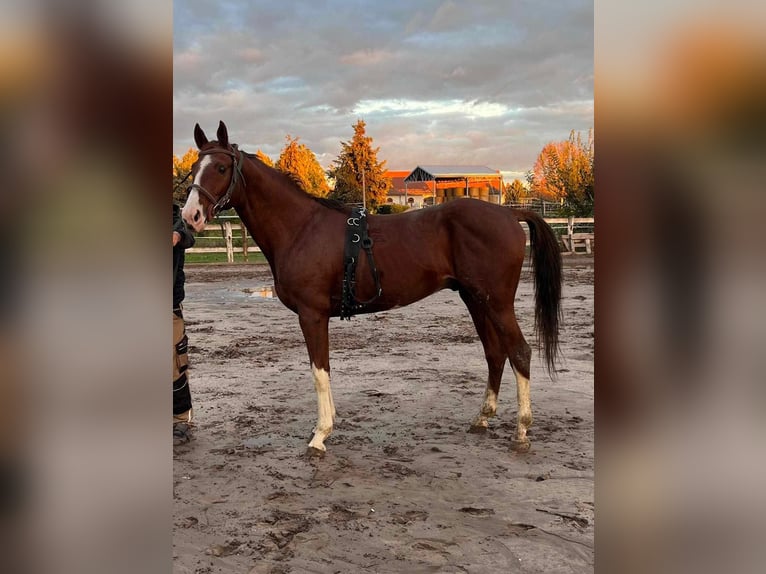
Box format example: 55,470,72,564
182,121,562,454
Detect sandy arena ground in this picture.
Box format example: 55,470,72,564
173,256,594,573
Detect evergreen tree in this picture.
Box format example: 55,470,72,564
327,119,391,209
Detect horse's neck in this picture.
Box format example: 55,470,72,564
236,159,318,259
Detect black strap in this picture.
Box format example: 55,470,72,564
341,207,382,320
173,170,193,195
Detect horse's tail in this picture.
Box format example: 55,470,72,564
516,210,563,377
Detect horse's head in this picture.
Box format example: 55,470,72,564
182,121,245,232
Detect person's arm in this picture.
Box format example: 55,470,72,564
173,209,196,249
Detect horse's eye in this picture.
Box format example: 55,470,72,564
218,165,226,174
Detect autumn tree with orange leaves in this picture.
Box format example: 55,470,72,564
254,149,274,167
528,130,594,216
172,147,198,202
504,178,529,204
276,135,329,198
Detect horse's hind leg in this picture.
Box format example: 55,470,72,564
491,310,533,452
460,291,506,432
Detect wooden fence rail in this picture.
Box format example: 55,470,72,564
187,221,261,262
518,217,594,254
188,217,594,262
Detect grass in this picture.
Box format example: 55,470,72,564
185,252,267,265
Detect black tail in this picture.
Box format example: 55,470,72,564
517,210,562,377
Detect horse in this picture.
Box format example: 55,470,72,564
182,121,562,455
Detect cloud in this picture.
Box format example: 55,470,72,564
173,0,593,174
354,98,508,118
340,49,393,66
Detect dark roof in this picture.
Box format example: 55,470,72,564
404,165,500,182
386,170,431,196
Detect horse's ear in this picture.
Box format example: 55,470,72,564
194,123,208,149
216,121,229,147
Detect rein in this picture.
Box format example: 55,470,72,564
173,170,192,195
341,207,383,319
187,144,246,221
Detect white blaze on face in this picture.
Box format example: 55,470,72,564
307,364,334,452
181,155,212,232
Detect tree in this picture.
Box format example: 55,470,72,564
504,179,528,204
275,135,329,197
529,129,594,216
327,119,391,209
172,147,198,202
254,149,273,167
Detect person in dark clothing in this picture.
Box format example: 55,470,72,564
173,203,195,445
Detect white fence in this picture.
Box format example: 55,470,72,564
187,220,261,262
538,217,594,254
188,216,594,262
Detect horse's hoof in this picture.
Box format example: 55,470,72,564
511,438,531,453
468,424,488,434
305,446,326,459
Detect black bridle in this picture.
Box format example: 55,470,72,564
187,144,246,221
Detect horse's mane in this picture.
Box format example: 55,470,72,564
243,150,351,214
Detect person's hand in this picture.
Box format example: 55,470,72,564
173,231,181,246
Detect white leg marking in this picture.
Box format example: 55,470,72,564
181,156,212,231
328,384,336,421
472,385,498,428
514,368,532,443
308,364,333,451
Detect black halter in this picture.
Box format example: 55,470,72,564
187,144,246,220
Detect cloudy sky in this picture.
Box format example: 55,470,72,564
173,0,593,181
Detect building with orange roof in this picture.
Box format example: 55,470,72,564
385,166,504,208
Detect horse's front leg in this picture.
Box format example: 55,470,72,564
298,312,334,454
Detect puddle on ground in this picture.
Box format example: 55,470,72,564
242,286,275,299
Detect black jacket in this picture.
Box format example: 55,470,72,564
173,203,195,308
